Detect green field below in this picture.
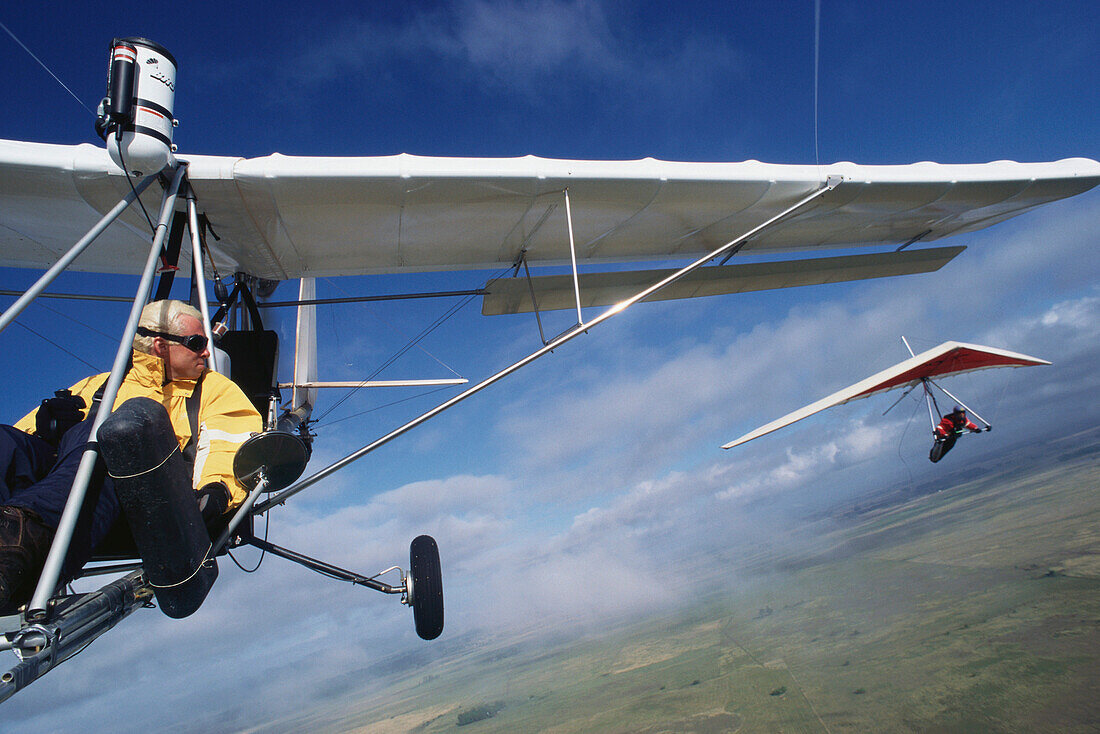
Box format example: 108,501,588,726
264,438,1100,733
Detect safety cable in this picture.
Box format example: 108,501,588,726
895,394,922,495
226,511,269,573
116,136,157,234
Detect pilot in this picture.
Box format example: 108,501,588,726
934,406,983,439
0,300,261,612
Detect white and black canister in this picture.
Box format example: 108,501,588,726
97,37,178,177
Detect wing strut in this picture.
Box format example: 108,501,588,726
254,177,842,514
186,187,220,373
26,165,189,620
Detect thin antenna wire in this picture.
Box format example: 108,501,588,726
0,20,96,117
813,0,822,166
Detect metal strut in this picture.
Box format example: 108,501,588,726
0,571,152,703
254,177,842,514
26,164,189,620
925,377,991,428
244,538,406,595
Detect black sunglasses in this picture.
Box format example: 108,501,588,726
136,327,208,353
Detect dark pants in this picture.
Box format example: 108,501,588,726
0,420,120,579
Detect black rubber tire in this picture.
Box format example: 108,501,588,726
409,535,444,640
929,432,958,463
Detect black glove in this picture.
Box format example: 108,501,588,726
970,427,982,433
985,426,992,432
196,482,230,527
35,390,86,447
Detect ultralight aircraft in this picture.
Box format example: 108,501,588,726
0,37,1097,701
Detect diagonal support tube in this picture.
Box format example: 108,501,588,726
27,165,188,620
186,189,219,372
0,174,158,336
255,179,840,514
925,377,990,428
211,473,270,556
921,378,939,434
563,188,583,325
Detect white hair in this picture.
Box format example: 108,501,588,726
134,300,203,354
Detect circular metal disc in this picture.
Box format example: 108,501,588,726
232,431,309,492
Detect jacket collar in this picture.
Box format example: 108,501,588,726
130,349,203,394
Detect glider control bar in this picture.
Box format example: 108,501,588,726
254,178,841,514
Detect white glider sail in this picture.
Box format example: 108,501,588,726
722,341,1051,449
1,140,1098,282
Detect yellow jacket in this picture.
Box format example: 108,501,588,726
15,350,262,511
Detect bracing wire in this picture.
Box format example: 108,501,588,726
312,293,476,424
27,296,125,344
895,393,923,494
0,20,96,117
322,277,467,378
312,264,514,426
320,385,455,429
116,136,157,234
12,320,102,371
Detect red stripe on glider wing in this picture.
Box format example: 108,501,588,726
850,347,1042,399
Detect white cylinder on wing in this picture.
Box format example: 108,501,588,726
105,37,177,177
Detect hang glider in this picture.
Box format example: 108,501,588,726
722,341,1051,449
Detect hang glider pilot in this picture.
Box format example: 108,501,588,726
935,406,984,441
0,300,262,612
930,405,987,462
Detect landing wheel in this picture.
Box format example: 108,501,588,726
408,535,444,640
929,433,958,463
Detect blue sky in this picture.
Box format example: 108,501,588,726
1,1,1098,731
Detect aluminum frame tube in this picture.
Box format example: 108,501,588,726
27,165,188,620
0,571,148,702
926,377,991,427
0,174,157,336
563,189,583,325
186,191,218,372
921,379,939,434
211,473,270,556
246,538,401,594
255,180,839,514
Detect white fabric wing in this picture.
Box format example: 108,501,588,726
1,139,1098,279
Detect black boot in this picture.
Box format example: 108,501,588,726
0,506,55,613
